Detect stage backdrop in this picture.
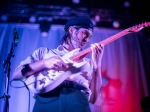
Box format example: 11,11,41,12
0,23,150,112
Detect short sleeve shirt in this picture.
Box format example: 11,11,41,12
17,45,94,97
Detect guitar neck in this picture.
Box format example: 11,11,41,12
70,29,131,62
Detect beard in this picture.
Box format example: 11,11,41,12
71,36,82,48
72,39,87,49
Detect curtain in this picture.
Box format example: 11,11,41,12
0,23,149,112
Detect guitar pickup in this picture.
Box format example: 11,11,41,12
40,70,49,76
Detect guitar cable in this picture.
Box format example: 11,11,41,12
10,79,30,112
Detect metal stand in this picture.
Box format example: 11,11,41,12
0,28,19,112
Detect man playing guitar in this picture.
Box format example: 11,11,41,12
12,16,104,112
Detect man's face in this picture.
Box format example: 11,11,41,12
70,27,93,48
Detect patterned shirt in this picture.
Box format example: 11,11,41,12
17,45,95,100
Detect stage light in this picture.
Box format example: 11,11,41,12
72,0,80,4
39,20,51,37
1,15,8,22
95,15,100,22
112,21,120,28
91,19,97,26
124,1,130,8
41,32,48,37
29,16,36,23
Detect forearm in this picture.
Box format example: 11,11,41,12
12,59,47,80
95,65,102,87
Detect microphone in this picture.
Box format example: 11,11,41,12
14,28,19,42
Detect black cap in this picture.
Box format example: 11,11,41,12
64,16,94,31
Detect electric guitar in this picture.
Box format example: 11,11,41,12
25,22,150,94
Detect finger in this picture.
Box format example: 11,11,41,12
60,59,69,68
92,43,100,54
53,63,59,69
95,43,103,47
91,44,97,54
95,43,101,51
57,62,63,67
91,44,97,60
95,43,103,53
53,63,68,71
56,57,69,68
91,44,96,50
91,44,94,53
95,43,101,49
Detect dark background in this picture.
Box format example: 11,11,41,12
0,0,150,37
0,0,149,20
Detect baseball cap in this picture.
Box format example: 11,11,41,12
64,16,94,31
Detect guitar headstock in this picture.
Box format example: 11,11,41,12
128,22,150,32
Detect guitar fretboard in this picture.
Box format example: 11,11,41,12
70,22,150,62
70,29,130,61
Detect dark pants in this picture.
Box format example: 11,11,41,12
33,82,91,112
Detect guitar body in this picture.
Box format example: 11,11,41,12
24,49,90,93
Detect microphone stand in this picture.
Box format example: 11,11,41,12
0,28,19,112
